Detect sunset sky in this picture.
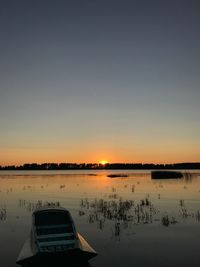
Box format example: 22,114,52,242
0,1,200,165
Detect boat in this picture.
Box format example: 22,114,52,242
16,206,97,266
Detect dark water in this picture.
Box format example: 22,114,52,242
0,170,200,267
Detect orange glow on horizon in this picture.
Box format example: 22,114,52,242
99,160,109,165
0,146,199,166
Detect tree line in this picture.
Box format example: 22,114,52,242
0,162,200,170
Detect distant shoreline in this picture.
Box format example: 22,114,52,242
0,162,200,170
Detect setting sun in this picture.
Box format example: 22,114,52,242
99,160,108,165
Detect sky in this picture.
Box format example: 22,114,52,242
0,0,200,165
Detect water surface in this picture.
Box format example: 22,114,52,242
0,170,200,267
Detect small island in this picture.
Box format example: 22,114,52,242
151,171,183,179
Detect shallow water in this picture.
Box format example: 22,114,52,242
0,170,200,267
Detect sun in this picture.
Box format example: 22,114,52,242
99,160,108,165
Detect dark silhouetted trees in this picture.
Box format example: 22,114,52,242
0,162,200,170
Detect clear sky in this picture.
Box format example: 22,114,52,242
0,0,199,165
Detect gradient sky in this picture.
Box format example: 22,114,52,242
0,0,200,165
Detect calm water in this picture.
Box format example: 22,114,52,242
0,170,200,267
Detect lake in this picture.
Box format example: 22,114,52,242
0,170,200,267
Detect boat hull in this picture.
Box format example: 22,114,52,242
16,233,97,266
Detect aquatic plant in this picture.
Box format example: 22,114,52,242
0,208,6,221
79,197,159,236
196,211,200,222
162,215,170,226
19,199,60,212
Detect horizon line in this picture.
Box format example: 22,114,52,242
1,162,200,168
